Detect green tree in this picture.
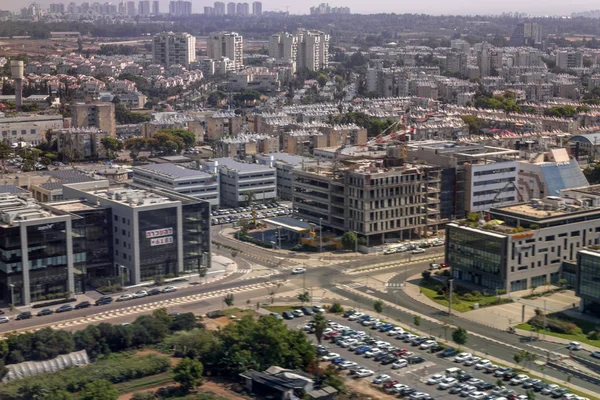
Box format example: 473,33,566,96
148,131,185,156
80,379,118,400
374,300,384,314
124,137,148,161
452,327,468,346
173,357,204,392
206,91,226,107
558,278,568,290
297,291,310,304
224,293,235,307
0,142,13,173
460,115,481,134
100,137,123,160
320,365,346,394
131,392,156,400
513,350,524,366
414,315,422,328
312,312,328,344
158,129,195,148
243,190,256,205
422,270,432,281
329,302,343,313
341,231,357,250
526,389,536,400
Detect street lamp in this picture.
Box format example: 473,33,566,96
119,265,127,287
9,283,14,305
319,218,322,253
354,231,358,253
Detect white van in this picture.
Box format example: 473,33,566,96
445,367,464,378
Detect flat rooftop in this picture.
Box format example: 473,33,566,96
135,163,212,179
49,200,100,213
498,203,569,218
211,158,274,172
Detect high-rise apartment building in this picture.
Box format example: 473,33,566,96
152,32,196,67
207,32,244,70
269,30,328,71
72,102,116,137
126,0,136,15
138,0,150,16
556,49,583,70
152,0,159,14
252,1,262,15
236,2,249,15
169,0,192,16
213,1,225,15
510,22,542,47
204,6,214,14
269,33,298,64
227,1,236,14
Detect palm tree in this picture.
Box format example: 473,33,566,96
0,141,13,174
244,190,256,206
313,312,328,344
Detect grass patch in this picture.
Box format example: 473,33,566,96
264,305,302,313
221,308,256,317
516,321,600,349
419,278,512,312
114,371,174,393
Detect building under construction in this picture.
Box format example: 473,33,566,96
292,147,443,246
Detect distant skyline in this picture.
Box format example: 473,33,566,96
6,0,600,17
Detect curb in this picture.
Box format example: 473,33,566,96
345,255,443,275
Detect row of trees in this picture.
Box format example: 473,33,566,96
123,129,195,160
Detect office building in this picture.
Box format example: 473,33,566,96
256,153,313,201
556,50,583,70
63,185,211,285
227,1,236,14
71,102,116,137
510,22,542,47
213,1,225,15
576,249,600,312
0,114,63,146
446,193,600,294
252,1,261,15
207,32,244,71
292,157,443,246
152,31,196,67
29,170,107,203
0,195,79,305
152,0,159,14
204,158,276,207
518,148,588,201
138,0,150,15
133,163,220,207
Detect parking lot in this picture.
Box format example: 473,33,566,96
211,202,292,226
284,312,588,400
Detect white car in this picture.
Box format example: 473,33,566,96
388,327,404,336
510,374,529,385
116,294,134,301
541,384,560,395
292,267,306,275
420,340,438,350
339,361,358,370
392,384,410,393
372,374,391,384
439,377,458,389
567,341,582,350
427,374,445,385
474,359,492,370
464,356,481,366
404,333,418,342
460,385,477,396
355,369,374,378
384,248,397,255
364,348,382,358
392,359,408,369
454,352,472,363
134,290,148,298
162,286,177,293
348,312,363,321
0,316,9,324
410,392,432,400
340,338,358,348
468,391,488,400
362,318,379,326
321,352,340,361
412,248,425,254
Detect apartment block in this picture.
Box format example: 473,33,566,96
207,32,244,71
71,102,116,137
205,112,244,140
152,32,196,67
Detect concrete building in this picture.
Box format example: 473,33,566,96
54,127,110,160
269,33,298,64
152,0,159,14
256,153,313,201
152,32,196,68
205,112,244,140
292,157,443,246
63,185,211,285
518,148,589,201
213,1,225,15
296,30,329,71
71,102,116,137
29,170,106,203
138,0,150,15
169,0,191,16
252,1,261,15
0,113,63,146
207,32,244,71
446,194,600,294
204,158,276,207
227,1,236,14
556,50,583,70
133,163,220,207
510,22,542,47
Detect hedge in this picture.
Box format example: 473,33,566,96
32,298,76,309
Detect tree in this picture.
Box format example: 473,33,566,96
0,142,13,173
148,131,185,156
526,389,536,400
414,315,422,328
124,137,148,161
297,291,310,304
131,392,156,400
422,270,432,281
100,137,123,160
558,278,568,290
224,293,235,307
452,327,468,346
173,357,204,392
374,300,384,314
244,190,256,206
80,379,118,400
513,351,524,366
341,231,357,250
312,312,328,344
329,302,343,313
158,129,195,148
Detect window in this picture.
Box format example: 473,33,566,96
545,235,555,241
114,215,118,221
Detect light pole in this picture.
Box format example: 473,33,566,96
119,265,127,287
319,218,322,253
354,231,358,253
9,283,14,306
448,279,454,315
277,226,282,250
202,251,209,284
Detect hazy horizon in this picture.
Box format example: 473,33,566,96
5,0,600,17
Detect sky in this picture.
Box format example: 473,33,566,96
7,0,600,16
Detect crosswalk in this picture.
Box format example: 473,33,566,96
386,282,403,288
344,282,366,289
237,269,252,274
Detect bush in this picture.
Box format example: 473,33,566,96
329,302,344,313
461,293,473,301
471,291,482,299
587,330,600,340
441,269,451,277
32,298,76,309
529,315,581,335
422,271,432,281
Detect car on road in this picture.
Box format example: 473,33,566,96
16,311,32,320
429,263,442,270
75,301,91,309
591,351,600,359
37,308,55,316
567,341,581,350
117,294,134,302
292,309,304,317
439,377,458,389
56,304,73,313
372,374,391,384
282,311,294,320
354,369,374,378
427,374,445,385
509,374,529,385
312,305,325,313
162,286,177,293
134,290,148,298
412,248,425,254
0,316,8,324
292,267,306,275
95,296,113,305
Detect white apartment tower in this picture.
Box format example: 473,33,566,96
296,30,329,71
207,32,244,70
153,32,196,67
138,0,150,16
252,1,262,15
227,1,236,14
269,33,298,64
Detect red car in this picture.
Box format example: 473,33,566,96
392,348,408,356
323,331,338,340
383,379,399,389
441,262,449,268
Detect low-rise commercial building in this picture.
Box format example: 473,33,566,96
133,163,220,207
204,158,276,207
255,153,313,201
0,113,63,146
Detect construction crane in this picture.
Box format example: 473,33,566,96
492,180,524,204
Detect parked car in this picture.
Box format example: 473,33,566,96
149,288,162,296
16,311,32,320
0,316,9,323
282,311,294,320
134,290,148,298
75,301,91,309
392,359,409,369
95,296,113,305
162,286,177,293
301,306,314,315
292,267,306,275
292,309,304,317
509,374,529,385
412,248,425,254
439,377,458,389
427,374,445,385
117,294,134,302
372,374,391,384
494,367,513,377
312,305,325,313
454,353,472,363
55,304,73,313
37,308,54,316
343,309,356,318
355,369,374,378
441,347,458,357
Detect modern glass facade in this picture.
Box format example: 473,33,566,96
182,202,211,273
138,207,179,281
577,250,600,306
0,225,24,304
72,207,113,284
446,224,507,290
440,168,456,220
